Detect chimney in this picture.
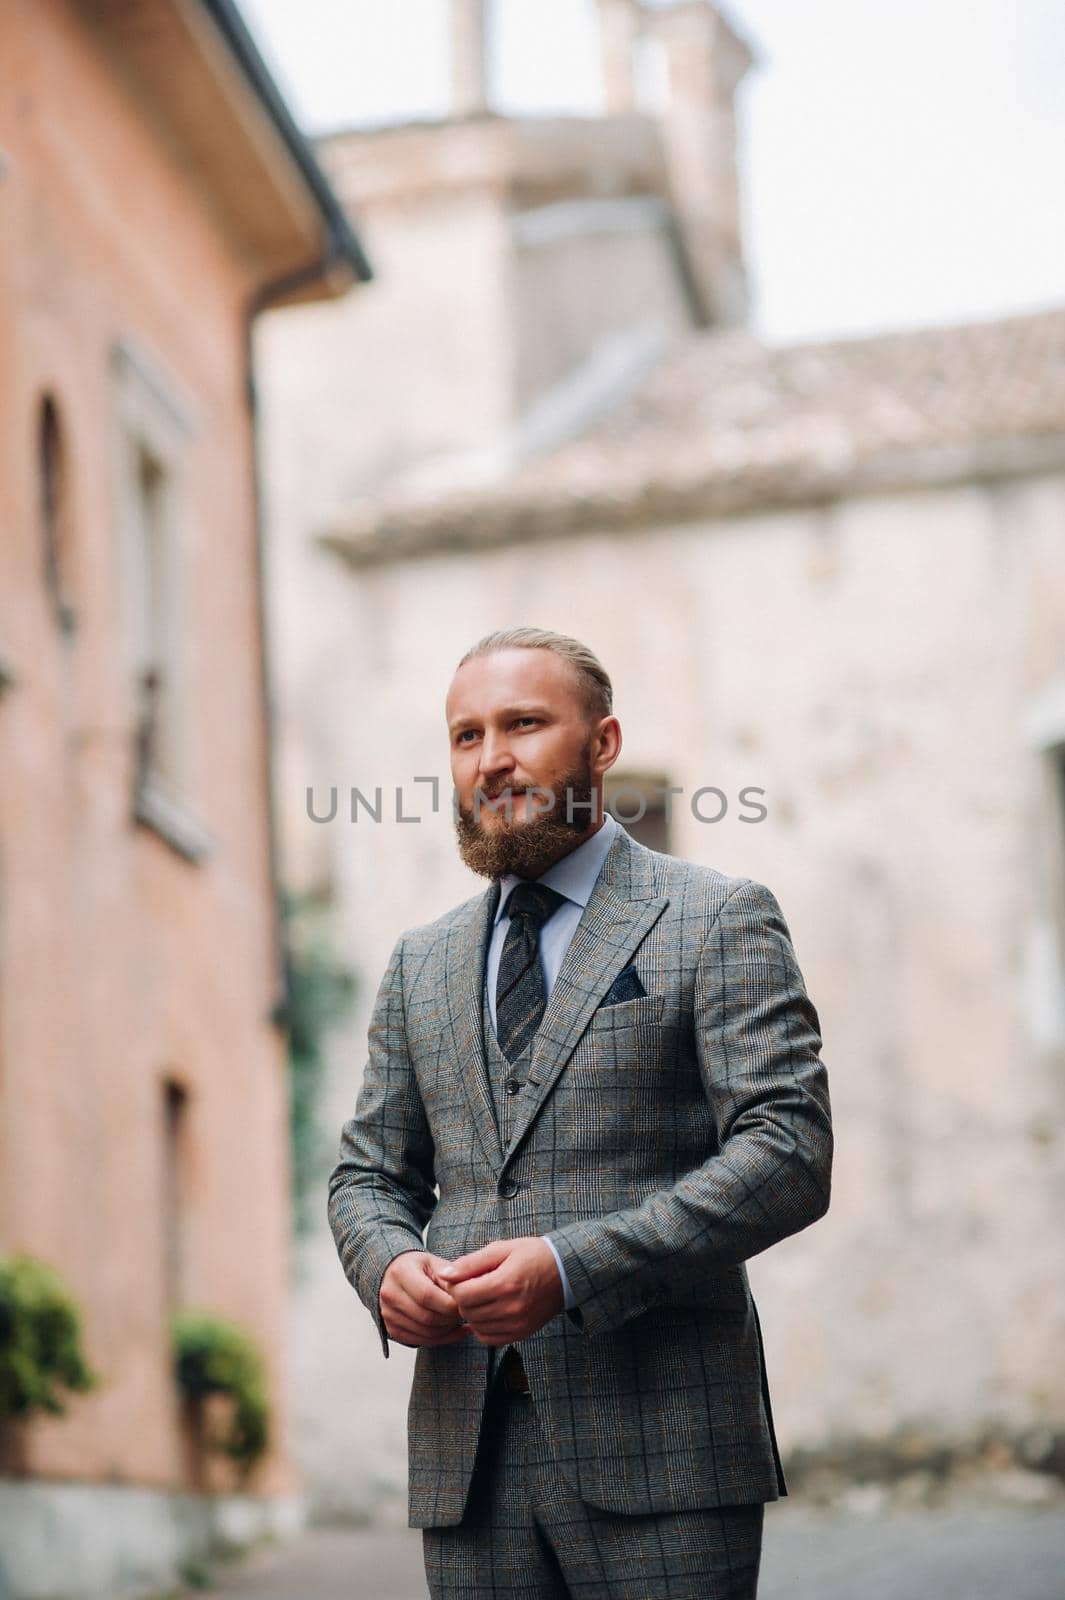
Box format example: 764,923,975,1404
597,0,639,113
642,1,755,326
450,0,489,118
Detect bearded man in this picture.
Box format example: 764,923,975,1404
328,626,833,1600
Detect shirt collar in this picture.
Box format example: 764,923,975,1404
494,810,618,925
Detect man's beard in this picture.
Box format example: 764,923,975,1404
454,757,602,880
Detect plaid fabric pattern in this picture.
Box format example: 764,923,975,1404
422,1385,764,1598
328,823,833,1530
483,966,527,1395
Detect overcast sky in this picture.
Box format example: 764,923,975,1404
241,0,1065,344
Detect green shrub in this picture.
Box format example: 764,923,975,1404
0,1254,98,1423
278,887,356,1236
172,1312,269,1477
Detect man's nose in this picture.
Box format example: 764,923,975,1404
477,731,515,780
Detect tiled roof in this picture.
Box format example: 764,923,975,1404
322,307,1065,566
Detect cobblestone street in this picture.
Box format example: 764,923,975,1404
185,1501,1065,1599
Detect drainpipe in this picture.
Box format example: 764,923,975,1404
241,241,373,1028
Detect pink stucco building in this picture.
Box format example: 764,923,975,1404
0,2,368,1592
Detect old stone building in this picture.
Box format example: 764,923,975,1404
257,0,1065,1522
256,0,767,1521
322,304,1065,1467
256,0,750,898
0,1,368,1593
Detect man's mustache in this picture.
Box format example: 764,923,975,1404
461,782,593,825
464,786,541,816
477,784,530,801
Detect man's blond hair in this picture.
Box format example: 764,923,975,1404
456,627,613,724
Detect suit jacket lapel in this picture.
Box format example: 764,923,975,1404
443,825,670,1175
503,825,670,1164
443,879,505,1174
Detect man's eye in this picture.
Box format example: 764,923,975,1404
515,717,539,728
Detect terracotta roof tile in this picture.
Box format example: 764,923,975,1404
322,306,1065,565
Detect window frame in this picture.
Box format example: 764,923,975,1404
112,340,212,865
38,392,77,636
604,767,674,854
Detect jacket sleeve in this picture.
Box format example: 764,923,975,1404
327,932,438,1358
548,878,833,1338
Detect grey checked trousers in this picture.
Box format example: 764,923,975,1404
422,1372,764,1599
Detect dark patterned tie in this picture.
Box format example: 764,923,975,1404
495,882,568,1063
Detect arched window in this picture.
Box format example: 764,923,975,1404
38,394,76,635
161,1076,190,1311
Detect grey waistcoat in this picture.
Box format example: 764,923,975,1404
480,975,536,1387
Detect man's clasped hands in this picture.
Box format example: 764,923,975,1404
379,1238,565,1348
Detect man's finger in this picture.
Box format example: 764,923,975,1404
394,1256,465,1315
466,1326,519,1346
436,1240,511,1285
413,1278,467,1317
462,1315,512,1338
385,1286,467,1335
447,1266,511,1315
395,1289,465,1331
387,1318,473,1348
389,1269,465,1325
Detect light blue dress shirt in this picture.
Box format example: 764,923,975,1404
486,810,619,1312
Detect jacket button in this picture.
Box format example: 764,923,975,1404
505,1077,522,1096
498,1177,519,1198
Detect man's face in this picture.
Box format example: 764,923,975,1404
446,648,620,880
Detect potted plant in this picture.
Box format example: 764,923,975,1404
0,1254,99,1474
172,1312,270,1490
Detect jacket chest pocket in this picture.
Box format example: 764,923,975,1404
567,992,667,1084
590,992,664,1029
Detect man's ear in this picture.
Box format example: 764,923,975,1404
593,715,622,777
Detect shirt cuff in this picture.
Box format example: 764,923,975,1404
541,1234,577,1310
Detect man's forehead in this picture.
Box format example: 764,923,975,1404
446,650,575,711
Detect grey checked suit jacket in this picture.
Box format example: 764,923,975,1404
327,823,832,1529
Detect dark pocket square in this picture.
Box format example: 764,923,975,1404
600,965,647,1006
